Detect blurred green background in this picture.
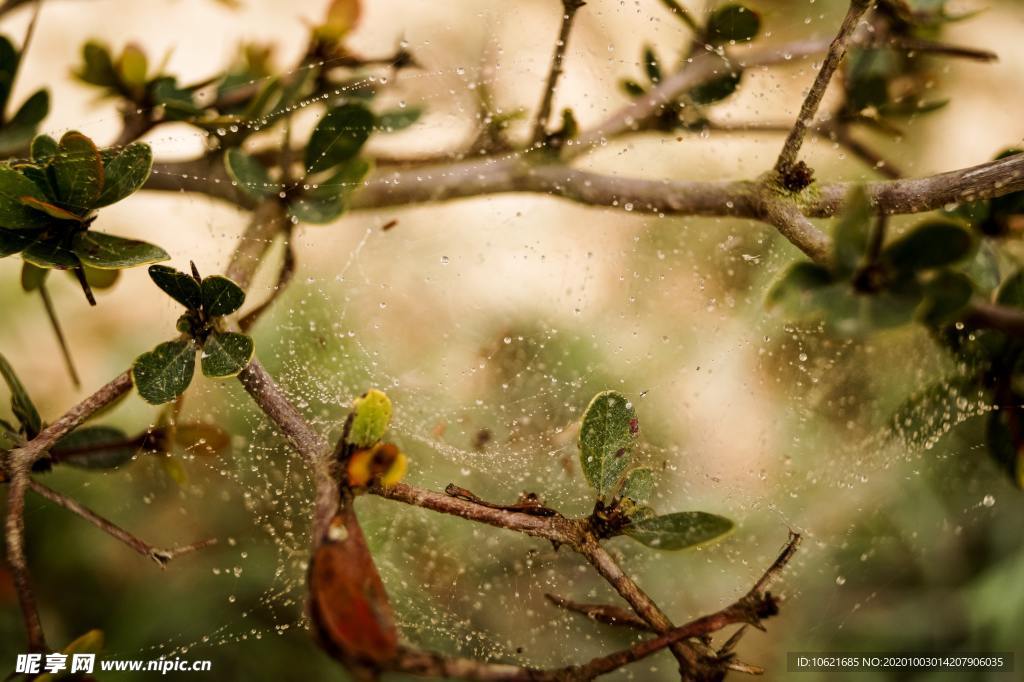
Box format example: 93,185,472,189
1,0,1024,679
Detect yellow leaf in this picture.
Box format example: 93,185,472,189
315,0,361,43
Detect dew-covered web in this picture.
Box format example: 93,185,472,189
13,0,1024,677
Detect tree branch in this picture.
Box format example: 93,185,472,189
530,0,586,146
774,0,871,175
28,480,216,567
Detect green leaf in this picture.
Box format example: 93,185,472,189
52,425,136,470
148,264,201,309
0,36,16,114
987,409,1024,490
23,236,80,269
20,261,47,290
304,103,375,174
624,511,734,550
52,131,104,214
578,390,638,499
643,45,661,83
75,41,119,88
0,351,42,437
71,231,169,269
0,166,52,229
289,157,369,224
765,261,834,311
0,227,39,257
117,44,148,89
618,467,655,506
0,89,49,154
200,331,254,379
30,134,58,162
689,67,742,104
918,270,973,326
19,196,81,221
224,148,273,198
845,48,895,112
95,142,153,208
287,194,343,224
834,186,873,276
75,264,120,289
706,4,761,44
346,388,393,448
376,107,422,132
132,339,196,405
201,275,245,316
882,220,974,272
995,268,1024,308
150,77,202,118
620,79,646,97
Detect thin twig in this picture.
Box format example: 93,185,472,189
544,593,652,631
5,470,45,651
530,0,586,146
38,283,80,388
239,234,296,332
28,480,216,567
775,0,872,175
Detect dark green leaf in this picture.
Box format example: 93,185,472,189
150,77,202,117
986,409,1024,490
132,339,196,405
834,186,873,276
287,194,343,224
918,271,973,326
689,66,742,104
0,36,17,115
882,220,974,272
200,332,254,379
23,236,80,269
75,41,119,88
0,227,39,257
618,467,654,506
19,196,81,221
304,103,374,174
0,351,42,437
0,166,52,229
578,390,637,499
52,131,104,213
53,425,136,470
845,49,896,111
224,148,273,198
71,231,169,269
643,45,661,83
346,389,392,448
620,79,646,97
0,89,49,154
201,275,245,317
996,268,1024,308
624,511,734,550
30,134,58,162
765,261,834,311
19,261,47,290
95,142,153,208
376,107,422,132
706,4,761,44
148,264,201,309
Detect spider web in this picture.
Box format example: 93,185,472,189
2,0,1023,679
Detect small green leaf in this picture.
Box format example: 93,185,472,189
117,44,148,89
834,186,873,276
882,220,974,272
201,275,245,316
0,227,39,257
19,196,81,221
0,351,42,437
71,231,169,269
287,194,343,224
148,264,201,309
75,41,119,88
618,467,655,506
0,166,52,229
0,90,49,154
376,107,422,132
624,511,734,550
995,268,1024,308
77,264,120,289
132,339,196,405
20,261,47,290
224,148,273,198
986,409,1024,490
52,131,104,214
305,103,375,174
53,425,136,470
689,66,742,104
765,261,834,311
620,79,646,97
200,332,254,379
346,388,393,448
706,4,761,44
23,236,80,269
918,271,973,326
95,142,153,208
578,390,638,499
643,45,661,83
30,134,58,162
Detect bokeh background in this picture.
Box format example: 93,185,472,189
1,0,1024,679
